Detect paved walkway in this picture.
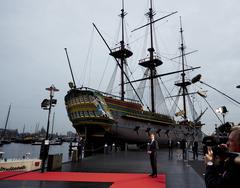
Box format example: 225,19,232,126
0,148,206,188
62,148,206,188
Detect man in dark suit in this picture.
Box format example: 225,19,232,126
147,133,158,178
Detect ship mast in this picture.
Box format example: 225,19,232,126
109,0,133,101
120,0,125,101
175,17,192,121
0,104,11,140
64,48,77,89
138,0,163,113
180,17,187,120
149,0,157,113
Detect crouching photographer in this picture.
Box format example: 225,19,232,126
204,126,240,188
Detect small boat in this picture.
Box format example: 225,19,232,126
0,139,11,144
31,141,43,145
32,138,63,145
0,152,42,172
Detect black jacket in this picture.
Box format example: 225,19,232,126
149,140,157,153
205,157,240,188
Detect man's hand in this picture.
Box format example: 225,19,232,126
147,151,152,154
205,147,213,165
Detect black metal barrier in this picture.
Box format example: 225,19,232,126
47,153,62,171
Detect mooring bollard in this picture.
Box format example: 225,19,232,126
72,149,78,162
104,144,108,154
112,143,116,153
125,143,128,152
81,146,85,159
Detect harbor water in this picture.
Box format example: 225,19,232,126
0,142,71,163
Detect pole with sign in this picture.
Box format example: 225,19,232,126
40,85,59,173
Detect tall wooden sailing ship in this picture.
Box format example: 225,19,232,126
64,0,204,149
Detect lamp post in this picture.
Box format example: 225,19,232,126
40,84,59,173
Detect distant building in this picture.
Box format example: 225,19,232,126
67,131,77,138
0,128,18,138
39,126,46,134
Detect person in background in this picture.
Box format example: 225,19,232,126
78,137,85,160
168,138,174,159
68,140,73,156
192,140,199,160
180,138,187,160
147,133,158,178
176,141,182,160
77,137,83,161
204,126,240,188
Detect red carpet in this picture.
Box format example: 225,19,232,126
4,172,166,188
0,171,24,179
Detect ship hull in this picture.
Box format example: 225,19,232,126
65,88,203,148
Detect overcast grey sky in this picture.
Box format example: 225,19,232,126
0,0,240,135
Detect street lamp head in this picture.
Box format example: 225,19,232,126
41,99,50,108
216,106,228,114
221,106,228,113
51,99,57,106
192,74,202,84
236,85,240,89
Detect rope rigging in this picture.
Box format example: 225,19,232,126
106,64,118,94
93,23,145,106
186,92,198,121
98,55,110,90
155,78,170,115
124,63,134,98
169,87,182,118
81,27,95,87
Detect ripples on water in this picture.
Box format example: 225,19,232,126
0,142,71,162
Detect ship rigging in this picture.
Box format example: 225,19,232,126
64,0,205,150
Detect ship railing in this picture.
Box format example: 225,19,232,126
126,110,175,124
141,111,174,121
174,79,191,85
139,55,161,64
77,87,140,104
111,45,132,53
